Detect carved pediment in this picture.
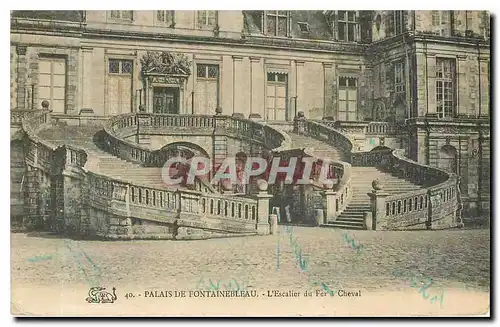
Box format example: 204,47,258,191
140,51,192,76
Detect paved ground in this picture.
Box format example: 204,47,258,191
12,226,490,293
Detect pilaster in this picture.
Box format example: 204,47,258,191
232,56,243,115
323,62,334,119
367,189,390,230
16,45,28,110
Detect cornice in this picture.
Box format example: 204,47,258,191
11,20,490,57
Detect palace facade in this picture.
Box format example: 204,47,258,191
10,10,491,235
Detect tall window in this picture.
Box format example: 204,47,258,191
338,11,357,42
338,77,358,121
394,61,405,95
107,59,133,115
38,57,66,113
266,11,289,36
431,10,451,36
157,10,174,27
197,10,217,29
394,11,405,35
266,72,288,121
465,11,473,30
196,64,219,112
436,58,456,119
109,11,133,20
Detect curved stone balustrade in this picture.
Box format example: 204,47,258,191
365,122,402,135
19,110,274,239
380,148,460,229
321,120,404,137
304,119,462,230
103,113,291,160
297,120,354,220
101,113,292,195
11,109,34,127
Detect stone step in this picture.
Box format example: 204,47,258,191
335,218,365,224
321,223,365,230
341,209,369,214
330,218,364,225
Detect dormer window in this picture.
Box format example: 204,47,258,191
431,10,451,36
298,22,310,34
337,11,358,42
266,11,289,37
157,10,175,27
394,11,406,35
109,10,133,21
197,10,217,29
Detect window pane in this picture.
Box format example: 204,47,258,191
157,10,165,22
338,22,346,40
207,11,216,27
277,74,287,82
432,11,439,26
348,24,355,41
267,15,276,35
338,89,347,100
121,60,133,74
197,65,206,78
339,77,347,87
121,11,132,19
110,11,120,19
277,17,287,36
198,11,207,26
207,65,219,78
348,11,356,22
348,78,357,87
441,11,449,24
338,11,346,21
109,60,119,73
278,11,287,16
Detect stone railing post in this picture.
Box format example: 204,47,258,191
255,180,272,235
269,213,278,235
293,111,306,135
321,188,337,223
212,107,228,180
314,209,324,226
367,179,389,230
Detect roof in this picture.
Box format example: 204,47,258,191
243,10,333,40
11,10,84,22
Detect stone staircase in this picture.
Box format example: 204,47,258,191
324,167,424,229
286,133,347,162
37,125,192,191
285,131,424,230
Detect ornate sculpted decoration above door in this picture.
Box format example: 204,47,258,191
140,51,192,76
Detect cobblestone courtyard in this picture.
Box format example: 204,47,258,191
11,226,490,315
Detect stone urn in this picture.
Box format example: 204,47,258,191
256,179,269,192
221,179,233,192
41,100,50,110
372,179,383,191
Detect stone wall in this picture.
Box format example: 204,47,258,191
10,140,25,229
